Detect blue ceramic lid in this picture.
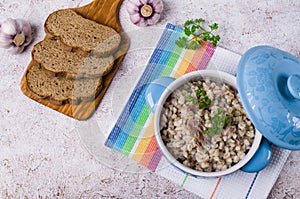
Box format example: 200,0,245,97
237,46,300,150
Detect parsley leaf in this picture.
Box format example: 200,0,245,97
203,108,232,135
175,37,189,48
186,95,197,104
195,89,206,98
199,96,211,109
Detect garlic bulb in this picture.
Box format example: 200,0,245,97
126,0,163,27
0,18,32,54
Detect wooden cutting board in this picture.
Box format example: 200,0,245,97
20,0,128,120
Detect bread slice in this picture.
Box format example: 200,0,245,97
45,9,121,56
26,64,103,105
32,39,115,79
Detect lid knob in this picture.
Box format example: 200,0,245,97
287,75,300,100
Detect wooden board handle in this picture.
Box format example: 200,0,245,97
74,0,124,31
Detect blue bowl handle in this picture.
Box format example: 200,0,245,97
145,77,176,113
241,138,272,173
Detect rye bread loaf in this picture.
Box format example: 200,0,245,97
32,39,115,79
45,9,121,56
26,64,103,105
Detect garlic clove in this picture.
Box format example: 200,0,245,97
24,36,32,46
0,33,13,48
146,12,161,25
18,19,31,34
126,0,140,14
9,45,24,54
152,0,163,13
1,18,17,36
140,0,149,4
136,19,147,27
129,13,141,24
130,13,147,26
129,0,142,5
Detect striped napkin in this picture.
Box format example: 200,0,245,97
105,23,291,199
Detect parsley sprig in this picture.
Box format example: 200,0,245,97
185,89,211,109
186,95,197,104
195,89,211,109
176,18,220,49
203,108,232,135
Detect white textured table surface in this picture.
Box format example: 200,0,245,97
0,0,299,198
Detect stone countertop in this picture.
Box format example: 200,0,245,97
0,0,299,198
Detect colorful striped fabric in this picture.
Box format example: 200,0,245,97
105,23,216,171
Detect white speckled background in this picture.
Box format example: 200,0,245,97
0,0,299,198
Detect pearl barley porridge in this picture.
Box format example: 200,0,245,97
160,78,255,172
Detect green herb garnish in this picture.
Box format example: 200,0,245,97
203,108,232,135
186,95,197,104
224,115,232,128
176,18,221,50
199,96,211,109
186,89,211,109
195,89,206,98
176,37,189,49
196,89,211,109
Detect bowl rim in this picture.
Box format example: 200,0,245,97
154,70,262,177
